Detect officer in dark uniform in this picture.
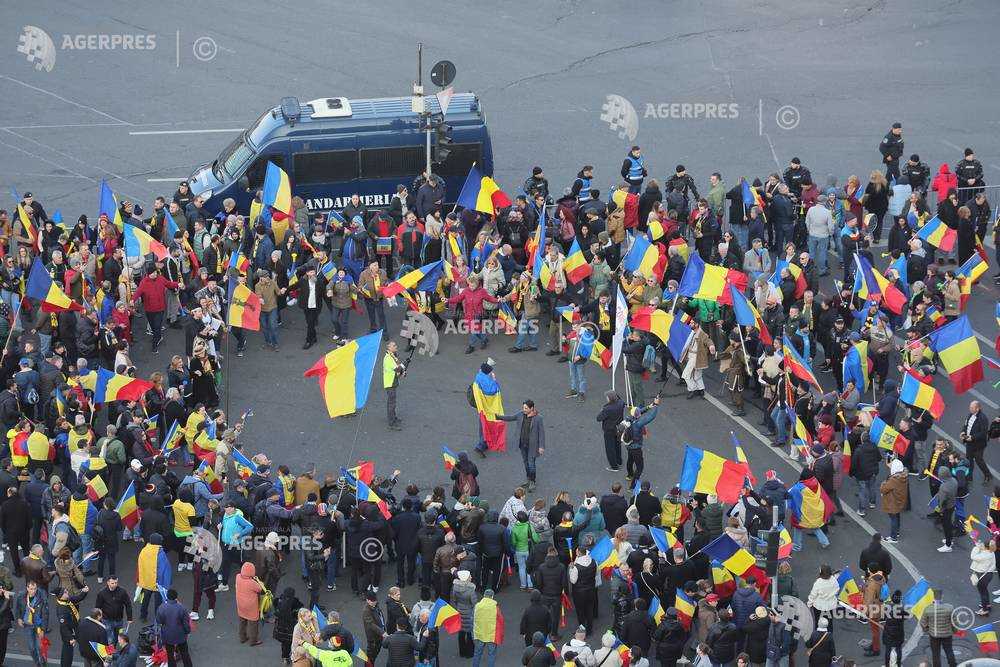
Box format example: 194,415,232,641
620,146,647,194
879,122,904,181
782,157,812,198
902,154,930,192
956,147,985,204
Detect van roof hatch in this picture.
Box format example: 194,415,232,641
279,96,301,124
306,97,353,119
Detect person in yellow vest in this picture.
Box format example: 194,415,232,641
136,533,172,622
8,423,29,469
275,466,295,509
67,414,94,455
382,340,405,432
183,406,207,465
25,425,54,478
78,443,109,491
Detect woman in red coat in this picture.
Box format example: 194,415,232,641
446,274,498,353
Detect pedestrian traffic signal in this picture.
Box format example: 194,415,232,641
431,113,453,163
764,529,780,576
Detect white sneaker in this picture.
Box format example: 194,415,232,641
207,609,215,620
217,584,229,592
937,545,953,552
178,563,185,572
189,612,199,620
187,562,194,571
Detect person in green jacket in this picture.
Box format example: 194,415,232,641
509,512,539,590
303,642,353,666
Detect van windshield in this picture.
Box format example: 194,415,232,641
213,134,255,182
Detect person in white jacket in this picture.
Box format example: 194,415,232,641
807,564,841,631
561,625,595,666
970,538,996,615
591,631,624,667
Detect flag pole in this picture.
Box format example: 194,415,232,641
0,301,23,367
450,161,477,215
736,324,752,376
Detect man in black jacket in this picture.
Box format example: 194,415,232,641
599,482,628,534
851,436,882,516
532,548,567,639
1,488,31,575
389,499,421,588
596,391,625,471
782,158,811,198
858,533,893,579
0,381,19,431
879,123,904,181
519,590,552,645
477,510,506,592
415,515,445,590
961,400,991,483
902,154,930,191
96,575,133,643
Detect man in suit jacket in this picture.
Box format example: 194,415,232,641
358,261,388,334
498,399,545,491
961,400,991,483
297,265,326,349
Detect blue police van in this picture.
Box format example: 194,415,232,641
187,93,494,216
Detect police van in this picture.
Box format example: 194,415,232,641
187,93,494,216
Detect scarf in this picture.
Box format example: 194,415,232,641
57,597,79,622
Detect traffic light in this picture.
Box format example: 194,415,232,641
431,113,453,163
764,529,780,577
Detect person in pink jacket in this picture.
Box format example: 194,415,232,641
446,274,498,354
235,562,263,646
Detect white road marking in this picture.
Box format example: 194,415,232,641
940,139,962,152
0,74,130,125
147,177,188,182
128,128,243,136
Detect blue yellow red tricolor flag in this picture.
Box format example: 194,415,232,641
456,165,511,217
679,445,751,504
261,161,292,221
472,369,506,452
303,331,383,418
25,258,84,313
79,367,154,404
98,180,124,231
123,223,168,261
927,314,983,394
227,283,262,331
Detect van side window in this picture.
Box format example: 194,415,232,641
246,155,285,190
293,150,358,184
360,147,425,180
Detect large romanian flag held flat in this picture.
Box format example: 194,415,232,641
472,370,506,452
927,314,983,394
869,416,910,456
123,223,168,261
973,622,1000,654
781,335,822,391
787,477,834,529
80,367,154,403
837,567,863,609
678,445,751,504
25,258,84,313
853,254,906,314
702,534,766,584
456,165,511,217
428,598,462,633
99,180,124,231
381,260,445,297
622,234,662,281
729,284,772,346
631,307,692,362
677,253,747,306
916,215,957,252
227,283,262,331
899,369,945,419
303,331,383,418
261,161,292,221
563,238,592,284
115,480,139,529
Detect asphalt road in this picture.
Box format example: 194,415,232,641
2,1,1000,665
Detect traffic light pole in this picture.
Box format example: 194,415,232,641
416,43,432,179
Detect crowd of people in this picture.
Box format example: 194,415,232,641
0,123,992,667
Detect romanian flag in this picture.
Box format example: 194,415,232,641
702,535,766,584
303,331,382,418
530,206,548,282
731,432,757,486
347,461,375,486
99,180,124,231
123,223,168,261
740,178,767,217
631,306,693,362
456,165,511,216
90,642,115,660
768,259,807,299
81,368,154,404
572,327,613,370
837,568,863,609
787,477,834,529
160,420,183,456
115,481,139,529
678,445,750,504
472,369,506,452
974,623,1000,654
441,445,458,471
227,283,262,331
228,250,250,275
853,254,906,315
916,215,957,252
925,304,946,329
842,340,870,392
564,238,592,284
85,475,108,503
711,559,737,598
16,204,38,250
622,234,662,281
902,578,934,620
927,314,983,394
777,524,793,559
782,335,822,390
163,207,180,239
649,526,680,554
560,592,573,628
69,496,97,535
648,596,665,624
674,589,696,630
447,232,467,262
354,478,391,519
428,598,462,633
25,258,84,313
957,252,988,308
437,515,452,533
496,302,517,335
899,369,945,419
729,284,772,346
382,260,445,297
196,461,224,493
261,161,292,220
231,448,258,479
589,535,620,578
678,253,747,306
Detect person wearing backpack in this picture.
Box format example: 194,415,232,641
97,425,127,500
13,358,40,420
450,452,480,500
620,397,660,481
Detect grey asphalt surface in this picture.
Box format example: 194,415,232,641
1,0,1000,664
